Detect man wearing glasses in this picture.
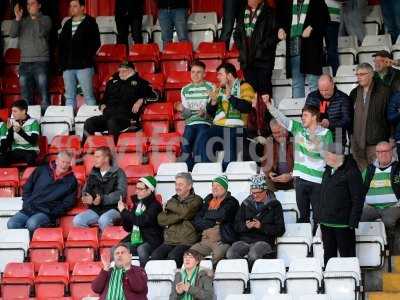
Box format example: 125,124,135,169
350,63,391,171
361,141,400,252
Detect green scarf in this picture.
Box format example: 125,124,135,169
106,267,126,300
214,79,243,125
244,4,263,37
181,266,199,300
290,0,310,38
131,202,145,246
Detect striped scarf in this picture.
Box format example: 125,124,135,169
131,202,145,246
290,0,310,38
106,267,126,300
244,4,262,37
181,266,199,300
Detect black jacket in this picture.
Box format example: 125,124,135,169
234,194,285,245
102,72,158,122
58,15,100,71
156,0,188,9
234,2,278,70
22,162,77,220
319,155,365,228
363,161,400,200
374,67,400,94
387,91,400,141
192,192,239,243
115,0,144,16
83,165,127,215
121,193,164,249
305,87,353,143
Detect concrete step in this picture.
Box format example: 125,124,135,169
368,292,400,300
383,273,400,293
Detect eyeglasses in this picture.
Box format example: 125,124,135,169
355,72,370,77
135,187,147,191
251,190,265,196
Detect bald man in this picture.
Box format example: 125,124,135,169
305,74,352,146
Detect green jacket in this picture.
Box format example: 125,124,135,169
169,268,214,300
158,192,203,245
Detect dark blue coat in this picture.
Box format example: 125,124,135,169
22,162,77,219
387,91,400,141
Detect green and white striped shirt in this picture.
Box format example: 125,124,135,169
12,118,40,152
364,166,398,208
71,16,85,36
325,0,341,23
181,81,214,126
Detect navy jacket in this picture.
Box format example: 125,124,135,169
305,87,353,143
22,162,78,219
387,91,400,141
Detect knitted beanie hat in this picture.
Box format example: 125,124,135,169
250,175,268,190
213,175,229,191
139,176,157,191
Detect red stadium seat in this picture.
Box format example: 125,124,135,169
141,73,165,96
0,108,10,122
36,136,49,164
35,262,69,299
225,44,241,71
83,154,95,175
0,167,19,197
0,76,21,109
142,103,174,136
128,43,160,74
99,226,128,257
205,71,218,85
117,132,148,153
47,76,65,106
48,135,82,156
3,48,20,77
83,135,116,154
164,71,191,103
72,165,86,197
148,152,177,173
70,262,102,300
29,228,64,272
161,42,193,74
59,207,88,239
1,262,34,299
195,42,226,71
65,227,99,271
143,120,170,136
147,132,182,155
116,152,143,169
96,44,127,82
125,164,155,185
20,166,36,194
174,120,186,136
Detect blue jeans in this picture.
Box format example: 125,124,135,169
7,211,51,233
63,68,96,109
380,0,400,43
73,209,121,231
131,242,153,267
325,22,340,76
340,0,366,45
158,8,188,43
180,123,210,171
19,61,49,109
196,125,246,171
291,55,319,98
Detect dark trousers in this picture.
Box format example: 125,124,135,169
321,224,356,265
115,13,143,45
220,0,241,47
243,67,273,96
0,149,37,166
295,178,321,231
324,21,340,76
180,123,210,171
150,244,191,268
83,114,131,143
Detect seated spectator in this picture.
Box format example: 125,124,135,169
191,176,239,266
151,173,202,267
197,63,255,171
92,243,148,300
373,50,400,94
388,91,400,159
305,74,353,146
10,0,52,110
157,0,188,44
262,119,294,191
73,147,127,231
118,176,163,267
83,61,158,143
226,175,285,267
169,249,214,300
361,141,400,251
7,151,77,233
0,100,40,166
176,60,214,171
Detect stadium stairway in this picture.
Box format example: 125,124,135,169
368,256,400,300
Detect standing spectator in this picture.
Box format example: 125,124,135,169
59,0,100,109
83,61,158,143
197,63,255,171
156,0,188,45
324,0,341,75
220,0,242,48
176,60,214,171
0,100,40,166
226,175,285,267
151,173,202,267
305,74,353,146
92,243,148,300
388,91,400,159
265,95,333,232
115,0,144,45
340,0,366,45
373,51,400,94
319,144,365,265
276,0,329,98
361,141,400,251
191,176,239,266
118,176,163,267
262,119,294,191
7,151,77,233
170,249,214,300
73,147,127,231
10,0,51,110
380,0,400,44
350,63,391,171
234,0,278,97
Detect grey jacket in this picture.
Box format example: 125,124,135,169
169,268,214,300
10,13,52,62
